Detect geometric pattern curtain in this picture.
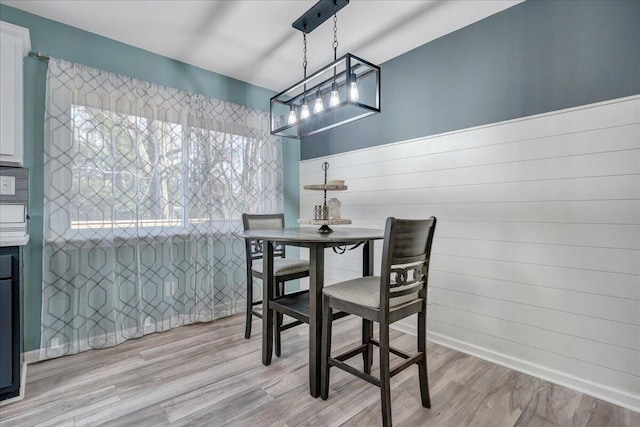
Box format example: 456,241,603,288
41,58,282,359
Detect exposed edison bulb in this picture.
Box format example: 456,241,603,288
300,103,310,119
313,90,324,114
287,106,297,124
329,82,340,107
349,74,359,102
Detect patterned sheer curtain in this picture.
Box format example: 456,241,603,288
41,59,282,359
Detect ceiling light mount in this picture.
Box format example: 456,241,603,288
271,0,381,139
292,0,349,33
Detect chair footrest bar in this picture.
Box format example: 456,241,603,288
328,358,381,387
280,320,304,331
332,310,351,321
369,338,412,359
250,310,264,319
334,344,367,362
389,353,422,378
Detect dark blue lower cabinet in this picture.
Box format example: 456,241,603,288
0,247,20,401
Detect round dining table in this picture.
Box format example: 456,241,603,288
237,226,384,398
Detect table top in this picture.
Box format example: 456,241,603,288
297,218,352,225
238,227,384,243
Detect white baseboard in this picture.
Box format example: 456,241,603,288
23,349,41,364
390,322,640,412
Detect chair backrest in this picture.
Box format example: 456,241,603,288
242,213,286,263
379,217,437,311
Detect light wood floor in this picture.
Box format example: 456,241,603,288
1,314,638,427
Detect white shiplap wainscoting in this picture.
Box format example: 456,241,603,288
299,95,640,411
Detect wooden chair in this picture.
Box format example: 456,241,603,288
320,216,437,427
242,213,309,356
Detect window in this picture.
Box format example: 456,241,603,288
70,104,185,230
44,67,281,241
54,103,277,237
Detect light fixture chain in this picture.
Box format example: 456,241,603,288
333,6,338,60
303,32,308,79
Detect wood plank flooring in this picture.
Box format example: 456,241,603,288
0,315,637,427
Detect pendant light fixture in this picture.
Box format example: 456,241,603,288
270,0,380,139
299,32,311,120
314,88,324,113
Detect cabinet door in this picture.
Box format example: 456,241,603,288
0,279,12,389
0,22,30,166
0,38,19,161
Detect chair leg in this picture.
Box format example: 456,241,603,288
245,274,254,339
362,319,373,374
278,281,285,295
275,281,283,357
379,322,393,427
320,294,333,400
275,314,282,357
417,303,431,408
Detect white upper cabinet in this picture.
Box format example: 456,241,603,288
0,21,30,166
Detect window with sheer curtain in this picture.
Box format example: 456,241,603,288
41,58,282,359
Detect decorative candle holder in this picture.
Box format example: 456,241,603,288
314,205,329,220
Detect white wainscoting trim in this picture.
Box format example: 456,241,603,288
391,322,640,412
302,94,640,413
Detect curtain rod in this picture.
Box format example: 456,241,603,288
28,51,50,61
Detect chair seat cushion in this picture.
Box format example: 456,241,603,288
252,258,309,277
322,276,420,309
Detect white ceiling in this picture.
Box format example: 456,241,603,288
2,0,522,91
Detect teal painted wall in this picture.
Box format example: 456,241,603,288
0,4,300,352
302,0,640,159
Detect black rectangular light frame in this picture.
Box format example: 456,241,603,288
270,53,380,139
